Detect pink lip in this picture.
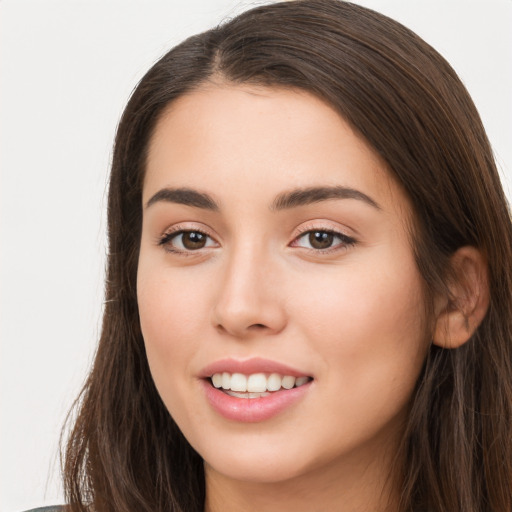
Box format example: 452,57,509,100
199,358,313,423
200,357,311,378
201,380,312,423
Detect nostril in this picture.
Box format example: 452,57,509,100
249,323,267,330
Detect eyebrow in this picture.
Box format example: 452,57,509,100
146,187,219,211
145,185,380,211
271,186,380,211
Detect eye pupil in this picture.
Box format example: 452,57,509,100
309,231,334,249
182,231,207,250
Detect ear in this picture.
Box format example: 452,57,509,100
433,246,490,349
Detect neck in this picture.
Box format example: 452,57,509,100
204,441,402,512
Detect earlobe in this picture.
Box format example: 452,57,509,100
433,246,490,349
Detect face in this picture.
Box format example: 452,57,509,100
137,84,429,486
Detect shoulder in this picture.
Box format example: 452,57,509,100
22,507,66,512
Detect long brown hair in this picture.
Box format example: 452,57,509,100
63,1,512,510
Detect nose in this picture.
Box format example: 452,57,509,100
212,245,287,339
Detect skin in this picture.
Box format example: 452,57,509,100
137,84,432,512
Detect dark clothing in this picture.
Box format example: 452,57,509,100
23,508,65,512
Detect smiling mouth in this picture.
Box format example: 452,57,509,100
209,372,313,399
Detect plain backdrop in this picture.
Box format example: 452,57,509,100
1,1,511,510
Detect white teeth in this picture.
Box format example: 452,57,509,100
212,373,223,388
210,372,311,393
230,373,247,392
247,373,267,392
267,373,282,392
226,390,271,399
281,376,296,389
295,376,309,387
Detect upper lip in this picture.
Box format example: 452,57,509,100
199,357,312,379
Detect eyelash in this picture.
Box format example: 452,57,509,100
158,226,216,256
291,226,357,254
157,226,357,255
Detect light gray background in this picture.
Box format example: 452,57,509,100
1,1,511,510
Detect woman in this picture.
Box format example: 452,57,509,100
45,0,512,510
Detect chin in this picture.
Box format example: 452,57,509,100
195,429,341,486
204,451,312,484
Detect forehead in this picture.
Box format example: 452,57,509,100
144,84,410,217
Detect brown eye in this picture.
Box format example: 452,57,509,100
308,231,335,249
292,229,356,252
180,231,208,250
159,229,217,253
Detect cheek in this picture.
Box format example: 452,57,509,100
290,261,427,452
137,262,209,394
294,253,428,393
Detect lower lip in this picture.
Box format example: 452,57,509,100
202,380,312,423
